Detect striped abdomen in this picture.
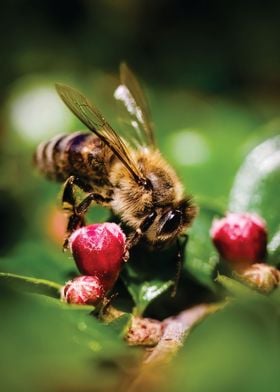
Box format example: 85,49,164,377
34,131,114,190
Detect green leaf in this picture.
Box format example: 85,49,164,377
0,287,134,392
229,135,280,239
108,313,132,337
132,280,173,316
270,285,280,302
0,272,62,298
0,241,75,284
122,265,173,316
185,204,222,290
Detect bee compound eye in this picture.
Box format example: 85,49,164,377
158,210,182,235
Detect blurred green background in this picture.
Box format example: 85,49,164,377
0,1,280,391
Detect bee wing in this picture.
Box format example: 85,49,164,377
113,63,155,147
55,83,147,185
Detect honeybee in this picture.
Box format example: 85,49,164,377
34,64,197,254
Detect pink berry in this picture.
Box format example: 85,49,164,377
62,275,105,305
210,213,267,270
69,223,126,291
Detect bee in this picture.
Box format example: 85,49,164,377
34,64,197,254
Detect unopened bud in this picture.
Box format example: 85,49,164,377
237,263,280,294
126,317,163,347
210,213,267,271
69,223,126,291
62,275,105,305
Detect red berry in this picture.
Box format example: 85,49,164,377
210,213,267,270
62,275,105,305
69,223,126,291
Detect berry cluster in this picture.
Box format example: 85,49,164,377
62,211,278,306
61,223,126,305
211,212,280,293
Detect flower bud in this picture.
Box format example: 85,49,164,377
62,275,105,305
237,263,280,294
126,317,163,347
69,223,126,291
210,213,267,271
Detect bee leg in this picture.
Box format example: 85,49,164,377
76,193,112,215
61,177,78,248
63,191,112,249
62,176,93,207
61,176,95,249
63,213,86,249
125,211,157,257
62,175,77,211
171,234,189,297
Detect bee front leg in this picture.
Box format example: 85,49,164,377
125,211,157,257
62,176,112,249
62,175,77,212
76,193,112,216
61,176,85,249
63,192,112,249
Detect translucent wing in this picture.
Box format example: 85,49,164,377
113,63,155,147
55,83,147,185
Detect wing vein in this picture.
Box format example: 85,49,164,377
55,83,146,185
